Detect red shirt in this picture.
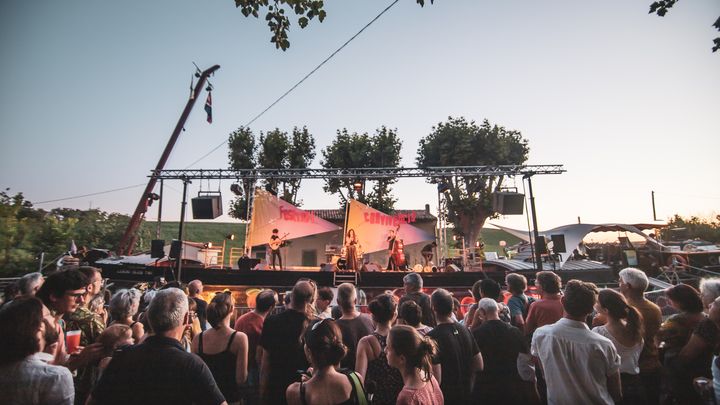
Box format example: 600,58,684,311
525,297,564,336
234,311,264,369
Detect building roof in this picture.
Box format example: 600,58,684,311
312,208,436,223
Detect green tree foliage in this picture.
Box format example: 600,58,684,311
416,117,529,246
228,127,257,220
232,0,433,51
661,214,720,243
649,0,720,52
0,189,148,277
321,127,402,212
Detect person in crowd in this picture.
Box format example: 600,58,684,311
286,318,369,405
192,292,248,405
0,297,75,405
658,283,719,404
618,267,663,405
474,279,510,326
472,298,538,404
89,288,227,405
451,297,463,323
235,289,277,405
355,293,404,405
428,288,483,405
506,273,535,329
336,283,374,371
65,266,106,405
260,280,315,405
463,280,484,330
181,297,203,350
189,279,209,331
531,280,622,405
36,319,61,364
0,280,20,309
36,269,104,369
656,296,679,318
399,300,433,336
399,272,435,327
18,272,44,297
315,287,334,319
524,271,564,337
387,325,444,405
592,289,646,404
108,288,144,343
97,324,134,371
700,278,720,312
707,297,720,405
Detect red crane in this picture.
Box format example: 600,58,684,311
117,64,220,256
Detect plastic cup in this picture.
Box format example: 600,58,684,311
66,330,81,354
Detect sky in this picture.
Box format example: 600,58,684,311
1,0,719,235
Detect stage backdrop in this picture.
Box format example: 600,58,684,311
346,199,435,253
246,189,341,247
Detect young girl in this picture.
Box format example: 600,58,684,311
387,325,443,405
592,289,645,404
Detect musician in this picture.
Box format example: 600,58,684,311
268,228,284,270
421,241,437,267
386,228,398,271
345,229,359,271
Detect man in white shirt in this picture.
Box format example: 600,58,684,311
531,280,622,405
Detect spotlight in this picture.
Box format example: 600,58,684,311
204,242,213,249
226,234,235,241
265,184,277,196
148,193,160,201
230,184,243,196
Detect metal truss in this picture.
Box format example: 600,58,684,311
153,164,565,180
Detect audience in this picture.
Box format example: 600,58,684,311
388,325,444,405
463,280,484,330
335,283,374,371
472,298,537,404
0,297,75,405
427,288,483,405
286,318,368,405
531,280,621,405
18,272,44,297
108,288,144,343
355,293,404,405
192,292,248,405
399,300,433,336
524,271,564,337
97,324,134,371
260,280,314,405
592,289,646,404
505,273,535,329
89,288,227,405
189,280,209,331
708,296,720,405
399,273,435,327
315,287,334,319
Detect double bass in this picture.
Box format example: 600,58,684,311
390,224,407,270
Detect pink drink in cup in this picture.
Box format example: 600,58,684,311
66,330,81,354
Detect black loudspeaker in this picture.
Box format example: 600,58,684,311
550,234,567,253
169,240,182,259
536,237,548,254
151,240,165,258
492,192,525,215
361,263,381,272
191,195,223,219
237,257,261,272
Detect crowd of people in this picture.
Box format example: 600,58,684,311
1,266,720,405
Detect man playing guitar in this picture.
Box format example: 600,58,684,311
268,229,289,270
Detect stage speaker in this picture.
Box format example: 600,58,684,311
151,240,165,258
492,192,525,215
191,195,223,219
550,234,567,253
361,263,382,272
445,264,462,273
237,257,261,272
169,240,182,259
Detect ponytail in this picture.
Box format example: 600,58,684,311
598,289,644,344
389,325,438,381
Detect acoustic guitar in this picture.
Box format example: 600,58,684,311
269,233,290,250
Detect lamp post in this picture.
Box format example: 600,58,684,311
222,234,235,267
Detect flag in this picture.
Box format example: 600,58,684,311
204,92,212,123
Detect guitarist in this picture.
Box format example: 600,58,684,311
268,229,286,270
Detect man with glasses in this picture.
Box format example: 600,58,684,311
37,269,104,371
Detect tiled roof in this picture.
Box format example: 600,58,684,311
312,209,436,222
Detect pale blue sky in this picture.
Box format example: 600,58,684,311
1,0,718,232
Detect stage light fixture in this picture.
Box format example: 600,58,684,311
204,242,213,249
226,234,235,241
230,184,243,196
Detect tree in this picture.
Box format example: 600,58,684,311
258,128,290,197
321,127,402,212
661,214,720,243
228,127,257,219
416,117,529,247
232,0,433,51
649,0,720,52
286,126,317,205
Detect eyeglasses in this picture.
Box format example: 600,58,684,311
66,290,87,299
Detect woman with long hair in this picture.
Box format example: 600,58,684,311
592,289,646,404
191,293,248,405
345,229,359,271
355,293,404,405
286,318,368,405
387,325,443,405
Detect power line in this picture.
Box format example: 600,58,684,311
183,0,401,169
34,184,146,205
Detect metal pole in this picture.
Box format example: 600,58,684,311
436,190,442,268
525,174,544,272
38,252,45,272
652,191,657,221
177,178,190,282
156,179,164,239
